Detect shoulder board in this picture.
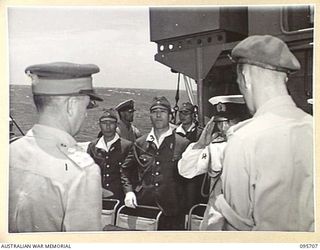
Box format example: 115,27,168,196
211,136,226,144
58,143,95,169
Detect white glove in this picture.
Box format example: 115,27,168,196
124,191,137,208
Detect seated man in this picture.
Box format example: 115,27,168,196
178,95,251,230
87,108,133,202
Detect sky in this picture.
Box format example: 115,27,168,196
7,7,187,90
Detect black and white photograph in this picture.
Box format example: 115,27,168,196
3,1,318,245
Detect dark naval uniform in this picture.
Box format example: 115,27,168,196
176,124,203,143
176,123,207,211
122,130,190,230
87,135,132,203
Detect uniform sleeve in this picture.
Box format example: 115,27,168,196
120,144,138,194
178,143,209,178
63,164,102,231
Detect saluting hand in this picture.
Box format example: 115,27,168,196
192,116,217,149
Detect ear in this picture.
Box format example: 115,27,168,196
66,97,76,117
241,66,252,90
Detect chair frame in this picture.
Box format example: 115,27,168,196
116,204,162,231
187,203,207,230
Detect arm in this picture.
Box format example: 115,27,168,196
64,163,103,231
120,143,138,208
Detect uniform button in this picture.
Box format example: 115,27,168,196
155,161,160,165
106,156,109,159
106,165,110,168
155,183,159,187
155,172,160,176
106,174,110,177
156,152,159,156
106,183,109,187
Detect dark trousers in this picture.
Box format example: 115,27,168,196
158,213,185,230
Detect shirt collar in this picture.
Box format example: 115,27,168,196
27,124,76,147
146,127,174,148
96,133,120,152
176,122,196,134
254,95,296,118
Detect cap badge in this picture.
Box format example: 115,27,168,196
216,103,226,112
156,101,161,105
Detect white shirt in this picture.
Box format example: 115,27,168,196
175,122,196,135
146,127,174,148
96,133,120,152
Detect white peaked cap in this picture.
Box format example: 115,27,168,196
209,95,245,106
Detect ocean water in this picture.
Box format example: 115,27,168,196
10,85,193,142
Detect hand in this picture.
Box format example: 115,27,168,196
102,188,114,198
193,116,216,149
124,191,137,208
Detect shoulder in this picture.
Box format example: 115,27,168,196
174,132,190,147
136,134,148,144
120,137,133,148
58,144,96,170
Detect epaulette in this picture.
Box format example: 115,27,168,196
211,136,226,144
58,143,95,169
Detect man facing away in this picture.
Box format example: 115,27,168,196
215,35,314,231
9,62,104,232
87,108,133,203
121,96,190,230
115,99,141,142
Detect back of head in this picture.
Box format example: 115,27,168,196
231,35,301,74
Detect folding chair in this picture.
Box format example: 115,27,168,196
101,198,120,227
116,205,162,231
187,203,207,230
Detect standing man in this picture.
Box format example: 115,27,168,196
176,102,202,142
122,96,190,230
115,99,141,142
178,95,250,230
215,35,314,231
175,102,206,210
9,62,103,232
87,108,133,203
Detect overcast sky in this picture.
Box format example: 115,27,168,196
8,7,185,90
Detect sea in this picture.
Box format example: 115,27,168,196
10,85,193,142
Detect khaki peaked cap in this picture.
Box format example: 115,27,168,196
25,62,103,101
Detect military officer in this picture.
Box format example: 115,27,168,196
121,96,190,230
87,108,133,203
115,99,141,142
9,62,103,232
175,102,206,211
176,102,202,142
178,95,251,230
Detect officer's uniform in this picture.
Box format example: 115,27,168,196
122,97,190,230
115,99,141,142
87,109,133,203
9,62,103,232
